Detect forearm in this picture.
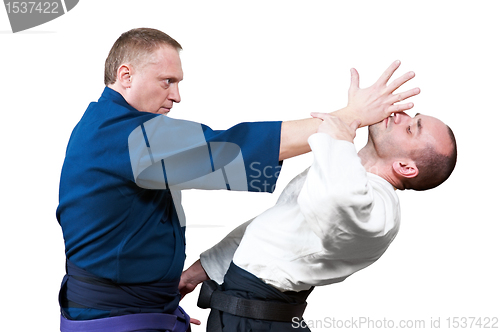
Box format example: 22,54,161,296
279,107,352,160
279,117,321,160
183,259,209,286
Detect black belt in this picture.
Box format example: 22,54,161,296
198,280,307,322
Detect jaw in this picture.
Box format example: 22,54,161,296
357,142,377,170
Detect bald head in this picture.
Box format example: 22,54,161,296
362,112,457,191
405,120,457,191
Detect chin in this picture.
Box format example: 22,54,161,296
370,119,386,131
367,122,378,133
367,123,383,141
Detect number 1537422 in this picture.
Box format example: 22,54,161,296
5,2,60,14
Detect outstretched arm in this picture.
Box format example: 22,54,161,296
279,60,420,160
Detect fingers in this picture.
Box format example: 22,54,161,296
387,102,414,114
350,120,361,131
386,71,416,93
349,68,360,91
376,60,401,86
310,112,329,120
349,120,360,139
190,318,202,325
389,87,421,105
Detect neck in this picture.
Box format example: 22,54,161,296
357,145,401,190
108,84,125,96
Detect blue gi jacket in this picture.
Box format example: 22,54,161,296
56,87,282,319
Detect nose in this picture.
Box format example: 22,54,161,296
168,83,181,103
393,112,410,125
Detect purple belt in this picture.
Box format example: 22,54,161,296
60,307,190,332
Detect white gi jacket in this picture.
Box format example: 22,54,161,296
200,133,401,292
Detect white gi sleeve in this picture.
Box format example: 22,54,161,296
297,133,383,249
199,219,254,284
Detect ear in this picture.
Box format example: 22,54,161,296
116,64,133,89
392,160,419,179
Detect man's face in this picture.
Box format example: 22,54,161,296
367,112,451,160
126,45,183,114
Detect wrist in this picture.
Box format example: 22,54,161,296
191,259,209,283
331,107,360,127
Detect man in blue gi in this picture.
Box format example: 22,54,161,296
56,28,420,332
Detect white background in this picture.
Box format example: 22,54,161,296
1,1,498,331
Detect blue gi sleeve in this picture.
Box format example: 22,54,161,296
128,116,282,193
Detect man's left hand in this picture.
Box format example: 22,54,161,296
311,113,360,143
179,259,209,300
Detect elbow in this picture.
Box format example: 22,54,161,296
332,191,374,221
299,190,373,224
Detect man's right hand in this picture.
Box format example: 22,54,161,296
334,60,420,127
279,61,419,160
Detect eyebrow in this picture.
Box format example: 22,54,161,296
412,113,422,136
416,117,422,136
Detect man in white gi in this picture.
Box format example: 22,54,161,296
180,106,457,331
